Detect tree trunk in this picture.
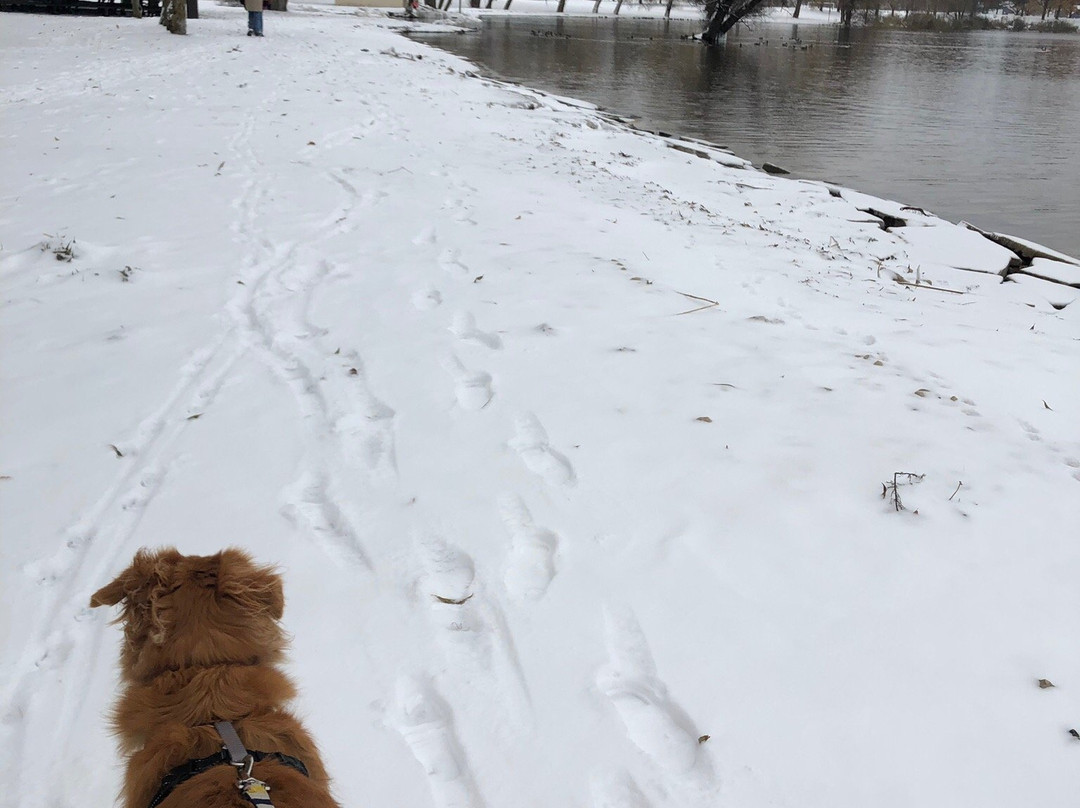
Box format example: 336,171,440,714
838,0,853,27
792,0,801,17
556,0,565,10
614,0,622,12
186,0,196,18
664,0,673,17
161,0,185,34
130,0,142,18
269,0,286,9
592,0,601,11
503,0,511,8
701,0,768,43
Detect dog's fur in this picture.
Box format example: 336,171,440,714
90,548,340,808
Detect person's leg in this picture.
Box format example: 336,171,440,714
247,10,255,33
254,11,264,35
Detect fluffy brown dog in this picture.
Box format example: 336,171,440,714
91,547,340,808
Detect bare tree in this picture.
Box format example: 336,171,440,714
701,0,769,43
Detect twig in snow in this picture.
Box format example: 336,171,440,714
897,280,965,295
42,233,76,262
674,291,720,316
948,481,963,501
108,444,124,458
882,471,925,512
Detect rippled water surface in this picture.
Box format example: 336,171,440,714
416,17,1080,257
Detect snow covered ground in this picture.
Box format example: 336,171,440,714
2,7,1079,808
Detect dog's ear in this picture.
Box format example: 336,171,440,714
89,576,127,608
89,547,181,609
217,549,285,620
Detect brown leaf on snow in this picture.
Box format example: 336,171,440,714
432,593,473,605
696,416,713,423
1038,679,1055,689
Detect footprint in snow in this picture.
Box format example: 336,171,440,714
500,495,558,600
416,534,477,613
334,392,397,474
413,225,438,245
509,413,575,487
596,606,700,774
390,677,486,808
590,770,652,808
442,198,477,226
439,247,470,276
280,471,370,569
443,354,494,410
450,312,502,350
412,286,443,310
413,534,532,720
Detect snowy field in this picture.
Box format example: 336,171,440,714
2,6,1079,808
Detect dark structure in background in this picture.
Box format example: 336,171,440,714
0,0,288,15
0,0,155,13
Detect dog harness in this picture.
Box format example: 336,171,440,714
146,721,309,808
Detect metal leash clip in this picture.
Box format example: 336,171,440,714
234,753,255,781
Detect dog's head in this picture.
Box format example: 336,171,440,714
90,547,286,681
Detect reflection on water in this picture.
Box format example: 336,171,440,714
416,18,1080,257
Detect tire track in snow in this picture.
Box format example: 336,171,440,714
225,108,391,572
1,311,245,808
0,108,290,805
1,104,391,799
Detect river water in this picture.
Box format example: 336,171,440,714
415,16,1080,258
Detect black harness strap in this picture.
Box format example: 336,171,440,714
147,749,309,808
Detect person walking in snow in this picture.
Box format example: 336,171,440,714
246,0,264,36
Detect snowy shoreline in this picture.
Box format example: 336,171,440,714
2,8,1079,808
403,12,1080,278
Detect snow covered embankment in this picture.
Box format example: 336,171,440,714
1,8,1078,808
